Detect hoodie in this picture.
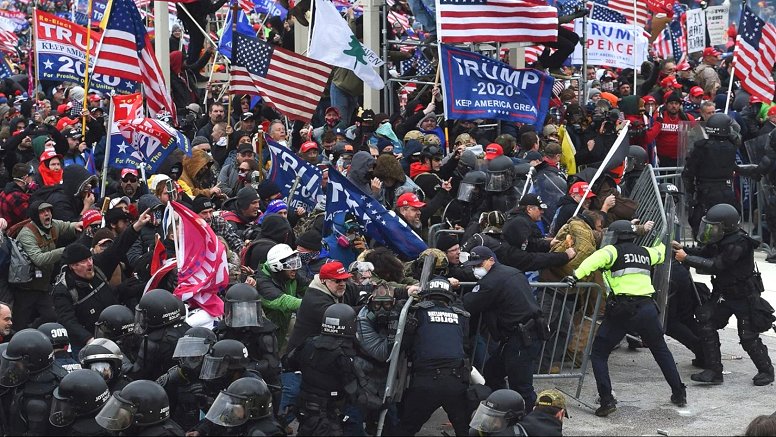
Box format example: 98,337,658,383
347,151,383,202
46,165,97,222
179,149,216,198
285,275,341,352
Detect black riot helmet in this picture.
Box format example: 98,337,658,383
421,276,455,303
205,377,273,427
698,203,740,244
469,389,526,434
199,339,250,381
705,113,732,139
224,283,264,328
625,146,648,173
321,304,357,338
603,220,638,245
658,182,683,198
134,289,185,335
50,369,111,427
78,338,124,384
456,150,478,177
173,326,218,371
38,322,70,350
457,170,488,202
94,305,136,341
0,329,54,387
485,156,515,192
95,380,170,431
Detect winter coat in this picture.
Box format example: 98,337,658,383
539,216,598,282
179,149,216,198
286,276,341,352
255,263,308,349
16,219,79,291
347,152,381,202
45,165,97,222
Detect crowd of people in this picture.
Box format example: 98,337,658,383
0,0,775,435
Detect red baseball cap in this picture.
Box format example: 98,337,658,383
121,169,139,179
81,209,103,227
569,181,596,199
676,61,691,71
689,86,704,97
56,117,77,131
768,106,776,117
750,96,763,104
300,141,318,153
702,47,721,58
39,148,63,163
485,143,504,160
319,261,352,280
643,95,656,104
659,76,676,89
397,192,426,208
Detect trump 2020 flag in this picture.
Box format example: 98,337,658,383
325,168,427,259
170,201,228,317
115,118,191,173
266,139,324,211
440,44,554,128
254,0,287,20
218,4,254,59
309,0,384,89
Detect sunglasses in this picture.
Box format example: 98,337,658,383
327,278,347,284
122,176,138,183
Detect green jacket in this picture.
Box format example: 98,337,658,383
573,242,665,297
16,220,79,291
256,263,307,350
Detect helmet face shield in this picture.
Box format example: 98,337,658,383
457,182,477,202
95,394,136,431
173,337,212,359
199,356,229,380
205,391,249,427
0,356,30,387
469,402,508,433
697,217,725,245
281,255,302,271
485,172,511,192
88,362,114,382
133,307,147,335
49,392,77,427
224,301,261,328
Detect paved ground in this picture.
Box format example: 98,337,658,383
420,249,776,436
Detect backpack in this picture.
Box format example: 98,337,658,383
7,222,59,285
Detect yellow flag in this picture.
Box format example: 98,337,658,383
557,125,577,176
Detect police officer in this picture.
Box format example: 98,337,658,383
674,204,775,386
398,277,471,436
129,289,191,381
158,327,217,431
79,338,131,392
95,380,185,436
94,304,140,363
38,322,82,373
285,303,360,436
621,145,649,197
564,220,686,416
463,246,545,412
442,170,488,230
204,377,285,436
469,389,527,436
483,156,520,214
49,369,111,436
0,329,68,435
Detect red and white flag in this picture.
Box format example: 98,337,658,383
438,0,558,44
170,201,228,317
0,30,16,55
734,6,776,104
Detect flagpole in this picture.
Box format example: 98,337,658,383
82,0,96,137
227,1,239,127
179,4,222,55
32,5,40,103
724,0,745,115
100,95,114,199
633,0,638,93
581,12,588,105
307,0,316,51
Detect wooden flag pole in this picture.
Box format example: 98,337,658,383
82,0,96,137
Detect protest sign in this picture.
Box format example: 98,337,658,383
572,18,649,70
685,8,706,54
705,5,729,47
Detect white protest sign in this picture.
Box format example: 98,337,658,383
705,5,729,47
686,8,706,54
572,19,649,70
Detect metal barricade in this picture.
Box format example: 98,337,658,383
459,281,604,399
427,224,465,247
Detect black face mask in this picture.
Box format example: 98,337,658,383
196,170,214,187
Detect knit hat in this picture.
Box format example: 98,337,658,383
296,230,322,252
92,228,116,246
257,181,281,201
435,233,459,252
192,136,211,147
192,196,214,213
236,187,260,210
105,207,130,225
665,92,683,104
81,209,103,227
62,243,92,265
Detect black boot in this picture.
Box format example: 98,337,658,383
692,335,723,384
753,366,774,386
595,395,617,417
747,340,774,386
691,369,724,384
671,384,687,407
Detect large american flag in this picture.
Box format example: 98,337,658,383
734,6,776,104
93,0,176,119
0,30,17,55
589,0,648,28
438,0,558,44
590,3,625,23
230,32,332,123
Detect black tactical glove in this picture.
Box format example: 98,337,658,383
562,275,578,287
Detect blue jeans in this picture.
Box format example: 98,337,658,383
279,371,302,425
329,83,358,127
591,299,683,400
406,0,435,33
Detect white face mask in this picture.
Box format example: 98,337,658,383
278,140,288,147
216,137,228,147
473,267,488,279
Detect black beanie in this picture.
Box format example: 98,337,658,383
62,243,93,265
435,233,459,252
236,187,260,210
296,230,322,252
257,180,281,201
260,214,292,244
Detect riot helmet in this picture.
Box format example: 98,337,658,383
224,283,263,328
205,377,272,427
50,369,111,427
95,380,170,431
602,220,637,245
199,339,250,381
321,304,357,338
266,244,302,273
698,203,740,244
625,146,648,173
172,326,218,372
705,113,732,139
38,322,70,350
485,156,515,192
134,289,185,335
470,389,526,433
0,329,54,387
94,305,136,341
457,170,488,202
413,248,449,278
78,338,124,384
456,150,478,177
421,276,455,302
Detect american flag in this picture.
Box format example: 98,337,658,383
400,48,434,76
387,10,411,34
590,3,625,23
93,0,176,120
557,0,583,17
652,26,671,59
0,30,17,55
239,0,255,12
734,6,776,103
230,32,332,123
589,0,648,28
668,19,686,63
133,0,178,14
438,0,558,44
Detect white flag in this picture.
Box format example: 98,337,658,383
309,0,385,89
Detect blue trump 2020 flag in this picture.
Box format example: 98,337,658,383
266,139,323,211
218,7,255,59
254,0,288,20
439,44,554,128
325,169,427,260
